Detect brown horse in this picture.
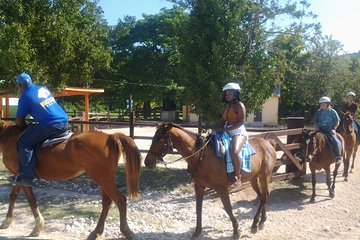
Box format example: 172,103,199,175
301,130,344,202
338,112,359,180
0,121,141,240
144,123,276,238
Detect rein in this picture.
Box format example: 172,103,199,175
157,132,212,167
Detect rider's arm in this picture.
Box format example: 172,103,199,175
16,117,26,127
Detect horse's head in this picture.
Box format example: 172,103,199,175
340,111,354,134
299,129,318,161
144,123,174,169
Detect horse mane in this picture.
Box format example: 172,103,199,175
314,132,327,152
168,123,208,150
0,121,23,142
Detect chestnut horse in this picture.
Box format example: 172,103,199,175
301,130,344,202
0,121,141,240
338,112,359,181
144,123,276,238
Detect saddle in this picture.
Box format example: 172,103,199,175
213,132,255,173
41,129,73,148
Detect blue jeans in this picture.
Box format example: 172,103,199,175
323,132,341,158
354,120,360,142
18,122,67,183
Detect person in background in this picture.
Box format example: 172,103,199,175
340,91,360,140
219,83,247,185
8,72,68,187
314,96,342,164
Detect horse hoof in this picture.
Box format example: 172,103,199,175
87,231,101,240
330,193,335,198
0,217,13,229
350,169,353,173
192,231,201,239
259,223,265,230
233,233,240,240
345,178,348,182
250,226,258,234
310,197,315,203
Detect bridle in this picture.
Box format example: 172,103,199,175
340,115,354,134
150,127,212,167
303,131,319,162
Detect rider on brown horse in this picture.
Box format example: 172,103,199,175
8,73,69,187
219,82,247,185
314,96,342,164
339,91,360,141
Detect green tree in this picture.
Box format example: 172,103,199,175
176,0,318,127
0,0,111,90
107,7,188,116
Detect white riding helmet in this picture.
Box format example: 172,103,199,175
319,96,331,104
222,83,240,91
346,91,356,97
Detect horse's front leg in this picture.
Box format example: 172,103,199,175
330,164,340,198
310,167,316,203
0,185,21,229
217,187,239,238
192,183,205,239
23,186,45,237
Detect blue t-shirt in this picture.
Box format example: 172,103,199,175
16,85,68,125
314,107,340,133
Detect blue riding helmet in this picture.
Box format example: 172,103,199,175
16,72,33,86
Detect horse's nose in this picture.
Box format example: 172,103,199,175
144,157,156,169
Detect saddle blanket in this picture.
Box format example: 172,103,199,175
214,132,256,173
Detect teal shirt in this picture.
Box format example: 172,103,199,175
314,107,340,133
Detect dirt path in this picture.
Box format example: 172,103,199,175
0,127,359,240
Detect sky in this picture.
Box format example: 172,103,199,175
97,0,360,53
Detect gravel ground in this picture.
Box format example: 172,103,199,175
0,127,359,240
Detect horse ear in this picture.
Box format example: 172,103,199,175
163,122,173,131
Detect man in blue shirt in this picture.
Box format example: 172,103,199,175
314,96,342,164
9,72,68,187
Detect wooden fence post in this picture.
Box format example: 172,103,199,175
129,95,134,139
286,117,305,173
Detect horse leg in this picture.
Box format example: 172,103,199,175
216,188,239,238
192,183,205,239
343,149,351,181
310,167,316,203
330,164,340,199
100,184,135,240
258,175,271,231
22,186,45,237
249,178,262,233
350,144,358,173
0,185,21,229
87,189,112,240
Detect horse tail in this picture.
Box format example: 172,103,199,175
113,133,141,199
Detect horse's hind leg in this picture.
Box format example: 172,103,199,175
217,187,239,238
0,185,21,229
249,177,264,233
101,184,135,240
23,186,44,237
87,189,112,240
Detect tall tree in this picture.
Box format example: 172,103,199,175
176,0,318,127
0,0,111,90
107,7,188,114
